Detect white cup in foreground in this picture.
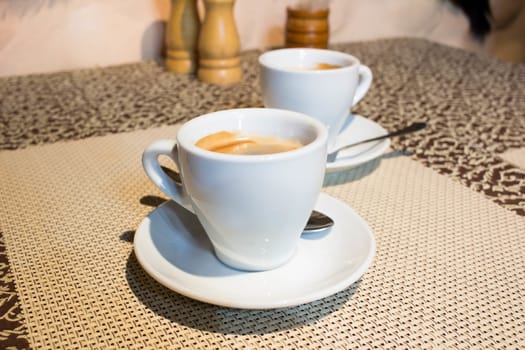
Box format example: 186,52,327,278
259,48,373,152
142,108,328,271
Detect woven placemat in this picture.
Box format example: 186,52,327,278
0,125,523,349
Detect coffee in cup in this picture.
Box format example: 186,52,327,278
195,131,303,155
301,62,343,70
259,48,372,152
142,108,327,271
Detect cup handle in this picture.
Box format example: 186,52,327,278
352,65,373,107
142,139,194,212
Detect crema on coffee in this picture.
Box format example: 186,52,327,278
196,131,303,155
307,62,343,70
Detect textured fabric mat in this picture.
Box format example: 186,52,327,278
0,125,523,349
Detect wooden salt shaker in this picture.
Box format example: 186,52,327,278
285,7,329,49
165,0,200,74
197,0,242,85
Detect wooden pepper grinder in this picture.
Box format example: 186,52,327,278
285,6,330,49
165,0,200,74
197,0,242,85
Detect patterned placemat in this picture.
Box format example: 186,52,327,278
0,125,523,349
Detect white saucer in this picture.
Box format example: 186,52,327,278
134,193,376,309
326,114,390,173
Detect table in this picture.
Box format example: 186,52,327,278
1,38,523,349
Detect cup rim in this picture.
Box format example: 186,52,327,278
258,48,360,74
176,108,328,162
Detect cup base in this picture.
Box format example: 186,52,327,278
214,246,297,272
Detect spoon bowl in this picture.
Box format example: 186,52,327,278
304,210,334,233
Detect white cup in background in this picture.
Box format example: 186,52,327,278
259,48,372,152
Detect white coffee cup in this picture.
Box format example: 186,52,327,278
259,48,372,152
142,108,328,271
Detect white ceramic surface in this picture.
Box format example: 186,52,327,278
134,192,376,309
259,48,372,152
142,108,328,271
326,114,390,173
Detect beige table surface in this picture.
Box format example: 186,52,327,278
0,39,523,349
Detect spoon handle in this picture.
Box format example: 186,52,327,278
330,121,427,155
